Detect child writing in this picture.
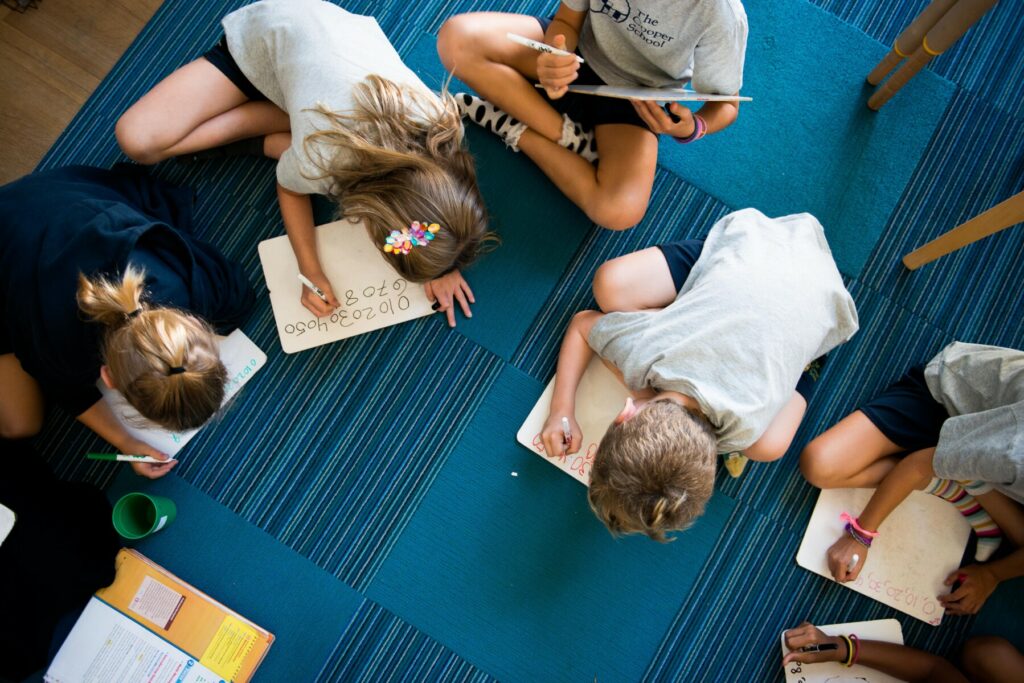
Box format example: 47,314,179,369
801,342,1024,615
438,1,747,230
541,209,859,540
0,165,256,479
782,621,1023,682
116,0,491,327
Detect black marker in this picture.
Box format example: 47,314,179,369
664,103,682,124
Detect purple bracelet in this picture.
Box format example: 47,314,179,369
845,522,873,547
674,114,706,144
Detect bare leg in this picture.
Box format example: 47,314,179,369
519,123,658,229
438,13,564,141
0,353,44,439
961,636,1024,683
116,58,289,164
592,248,676,312
800,410,905,488
263,132,292,160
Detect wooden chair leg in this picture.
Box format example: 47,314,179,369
867,0,957,85
903,191,1024,270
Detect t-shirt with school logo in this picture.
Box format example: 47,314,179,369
562,0,747,93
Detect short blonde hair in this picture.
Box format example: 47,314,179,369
77,266,226,431
305,75,496,282
588,401,717,542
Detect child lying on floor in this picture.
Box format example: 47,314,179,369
801,342,1024,615
541,209,859,540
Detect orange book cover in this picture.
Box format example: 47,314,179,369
95,549,274,682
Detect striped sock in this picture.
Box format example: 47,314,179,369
925,478,1002,561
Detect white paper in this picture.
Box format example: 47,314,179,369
551,84,752,102
0,503,14,546
516,356,630,486
98,329,267,456
45,599,221,683
258,219,435,353
781,619,905,683
796,489,971,625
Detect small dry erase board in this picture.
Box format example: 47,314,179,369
516,356,630,486
97,329,266,457
796,488,970,626
544,84,752,102
780,619,904,683
258,219,434,353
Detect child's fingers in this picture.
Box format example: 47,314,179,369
459,278,475,304
453,288,473,319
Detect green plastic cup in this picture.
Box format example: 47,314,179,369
112,492,177,539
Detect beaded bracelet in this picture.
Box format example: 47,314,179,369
848,634,860,667
845,522,873,547
840,512,879,538
840,634,854,667
674,114,706,144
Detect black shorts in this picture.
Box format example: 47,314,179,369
534,17,651,131
202,36,268,102
859,366,949,452
656,239,704,292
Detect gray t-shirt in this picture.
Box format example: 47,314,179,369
588,209,859,453
223,0,438,195
561,0,747,91
925,342,1024,504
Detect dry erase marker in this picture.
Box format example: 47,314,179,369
800,643,838,653
87,453,173,464
847,553,860,573
297,273,329,305
507,32,585,63
561,416,572,452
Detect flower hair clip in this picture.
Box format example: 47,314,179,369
383,221,440,255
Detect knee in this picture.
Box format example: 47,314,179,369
0,413,43,440
961,636,1017,680
586,197,647,232
592,260,631,312
437,15,477,70
799,437,843,488
115,111,168,165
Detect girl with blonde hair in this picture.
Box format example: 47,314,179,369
117,0,492,327
0,165,255,478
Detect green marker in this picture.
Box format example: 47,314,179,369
87,453,173,464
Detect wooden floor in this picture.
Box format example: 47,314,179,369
0,0,162,184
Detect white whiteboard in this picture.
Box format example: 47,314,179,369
796,488,970,625
549,84,752,102
97,329,266,457
258,219,434,353
780,619,905,683
516,356,630,486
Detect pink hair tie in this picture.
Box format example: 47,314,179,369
840,511,879,538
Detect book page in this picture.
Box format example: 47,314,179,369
258,218,434,353
796,489,970,625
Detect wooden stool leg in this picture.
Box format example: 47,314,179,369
867,0,958,85
903,191,1024,270
868,47,932,110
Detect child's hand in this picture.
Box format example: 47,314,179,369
536,34,580,100
782,622,846,666
123,439,176,480
300,272,340,318
425,269,475,328
541,413,582,457
939,565,998,615
826,534,868,583
631,101,696,137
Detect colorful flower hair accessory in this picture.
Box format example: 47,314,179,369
383,222,440,255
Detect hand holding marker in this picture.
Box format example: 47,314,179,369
507,33,584,63
297,273,330,305
561,416,572,454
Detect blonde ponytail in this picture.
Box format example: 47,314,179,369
78,267,227,431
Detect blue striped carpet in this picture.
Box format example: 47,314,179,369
27,0,1024,681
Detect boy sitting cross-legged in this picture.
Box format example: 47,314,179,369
541,209,859,541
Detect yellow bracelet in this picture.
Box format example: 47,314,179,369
841,635,854,667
